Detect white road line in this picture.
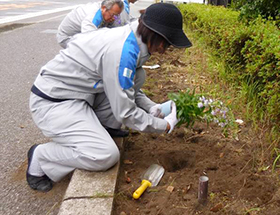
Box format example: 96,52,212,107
40,29,57,34
36,13,67,23
0,5,80,25
5,12,25,15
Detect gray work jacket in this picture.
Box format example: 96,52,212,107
57,2,110,47
34,20,167,133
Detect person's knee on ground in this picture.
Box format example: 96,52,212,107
28,137,120,176
79,143,120,171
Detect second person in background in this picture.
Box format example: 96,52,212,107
110,0,138,27
56,0,124,48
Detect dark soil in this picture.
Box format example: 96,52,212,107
113,47,280,215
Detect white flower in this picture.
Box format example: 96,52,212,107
204,100,209,107
198,102,204,108
199,96,205,102
214,119,219,123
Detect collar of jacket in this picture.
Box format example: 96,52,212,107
124,0,130,14
129,20,150,68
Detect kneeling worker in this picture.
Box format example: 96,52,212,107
27,3,192,192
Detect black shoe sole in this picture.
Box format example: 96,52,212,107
26,144,53,192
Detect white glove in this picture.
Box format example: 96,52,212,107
164,101,178,133
149,104,165,118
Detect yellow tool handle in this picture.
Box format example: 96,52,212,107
133,179,152,199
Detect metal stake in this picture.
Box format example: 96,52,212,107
198,176,209,205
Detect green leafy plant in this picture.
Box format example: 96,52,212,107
168,89,236,136
231,0,280,24
168,89,207,128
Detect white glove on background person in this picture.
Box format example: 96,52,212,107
149,104,165,118
164,101,178,133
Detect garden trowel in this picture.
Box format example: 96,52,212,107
133,164,165,199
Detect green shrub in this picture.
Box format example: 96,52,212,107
231,0,280,24
179,4,240,49
178,3,280,126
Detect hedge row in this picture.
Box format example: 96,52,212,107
178,3,280,125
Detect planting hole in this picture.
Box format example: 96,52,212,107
158,150,195,172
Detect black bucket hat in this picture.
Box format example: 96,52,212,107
142,3,192,48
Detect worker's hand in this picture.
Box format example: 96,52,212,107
164,101,178,133
149,104,165,118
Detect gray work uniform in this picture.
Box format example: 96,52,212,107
30,20,167,182
57,2,109,48
81,3,106,33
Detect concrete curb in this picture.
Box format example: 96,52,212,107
58,137,124,215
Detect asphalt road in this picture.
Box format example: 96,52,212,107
0,0,153,214
0,9,78,215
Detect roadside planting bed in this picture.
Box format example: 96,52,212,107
113,47,280,215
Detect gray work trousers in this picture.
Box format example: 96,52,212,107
29,93,120,182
